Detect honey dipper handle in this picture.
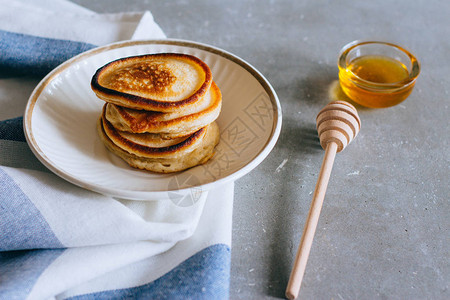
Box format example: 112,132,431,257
286,142,338,300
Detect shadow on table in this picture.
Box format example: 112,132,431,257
265,68,338,298
264,121,323,298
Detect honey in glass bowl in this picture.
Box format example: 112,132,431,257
338,41,420,108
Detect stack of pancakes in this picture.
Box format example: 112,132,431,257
91,53,221,173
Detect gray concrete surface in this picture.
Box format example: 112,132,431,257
71,1,449,299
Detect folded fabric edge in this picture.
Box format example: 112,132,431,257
63,243,231,300
131,11,167,40
0,3,154,45
53,182,234,299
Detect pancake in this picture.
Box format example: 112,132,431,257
91,53,212,112
105,81,222,138
97,116,220,173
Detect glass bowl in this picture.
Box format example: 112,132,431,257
338,40,420,108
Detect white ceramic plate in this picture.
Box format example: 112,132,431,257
24,39,282,200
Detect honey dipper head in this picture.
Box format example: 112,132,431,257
316,101,361,152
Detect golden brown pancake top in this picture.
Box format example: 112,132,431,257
91,53,213,112
106,62,177,95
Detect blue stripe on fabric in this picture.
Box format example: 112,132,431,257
0,117,25,142
70,244,231,300
0,248,65,299
0,168,65,251
0,30,96,78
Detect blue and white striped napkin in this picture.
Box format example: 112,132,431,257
0,1,233,299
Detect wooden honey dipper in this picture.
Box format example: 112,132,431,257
286,101,361,299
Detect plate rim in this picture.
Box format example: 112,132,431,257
23,38,283,200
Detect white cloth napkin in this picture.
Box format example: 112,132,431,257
0,1,233,299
